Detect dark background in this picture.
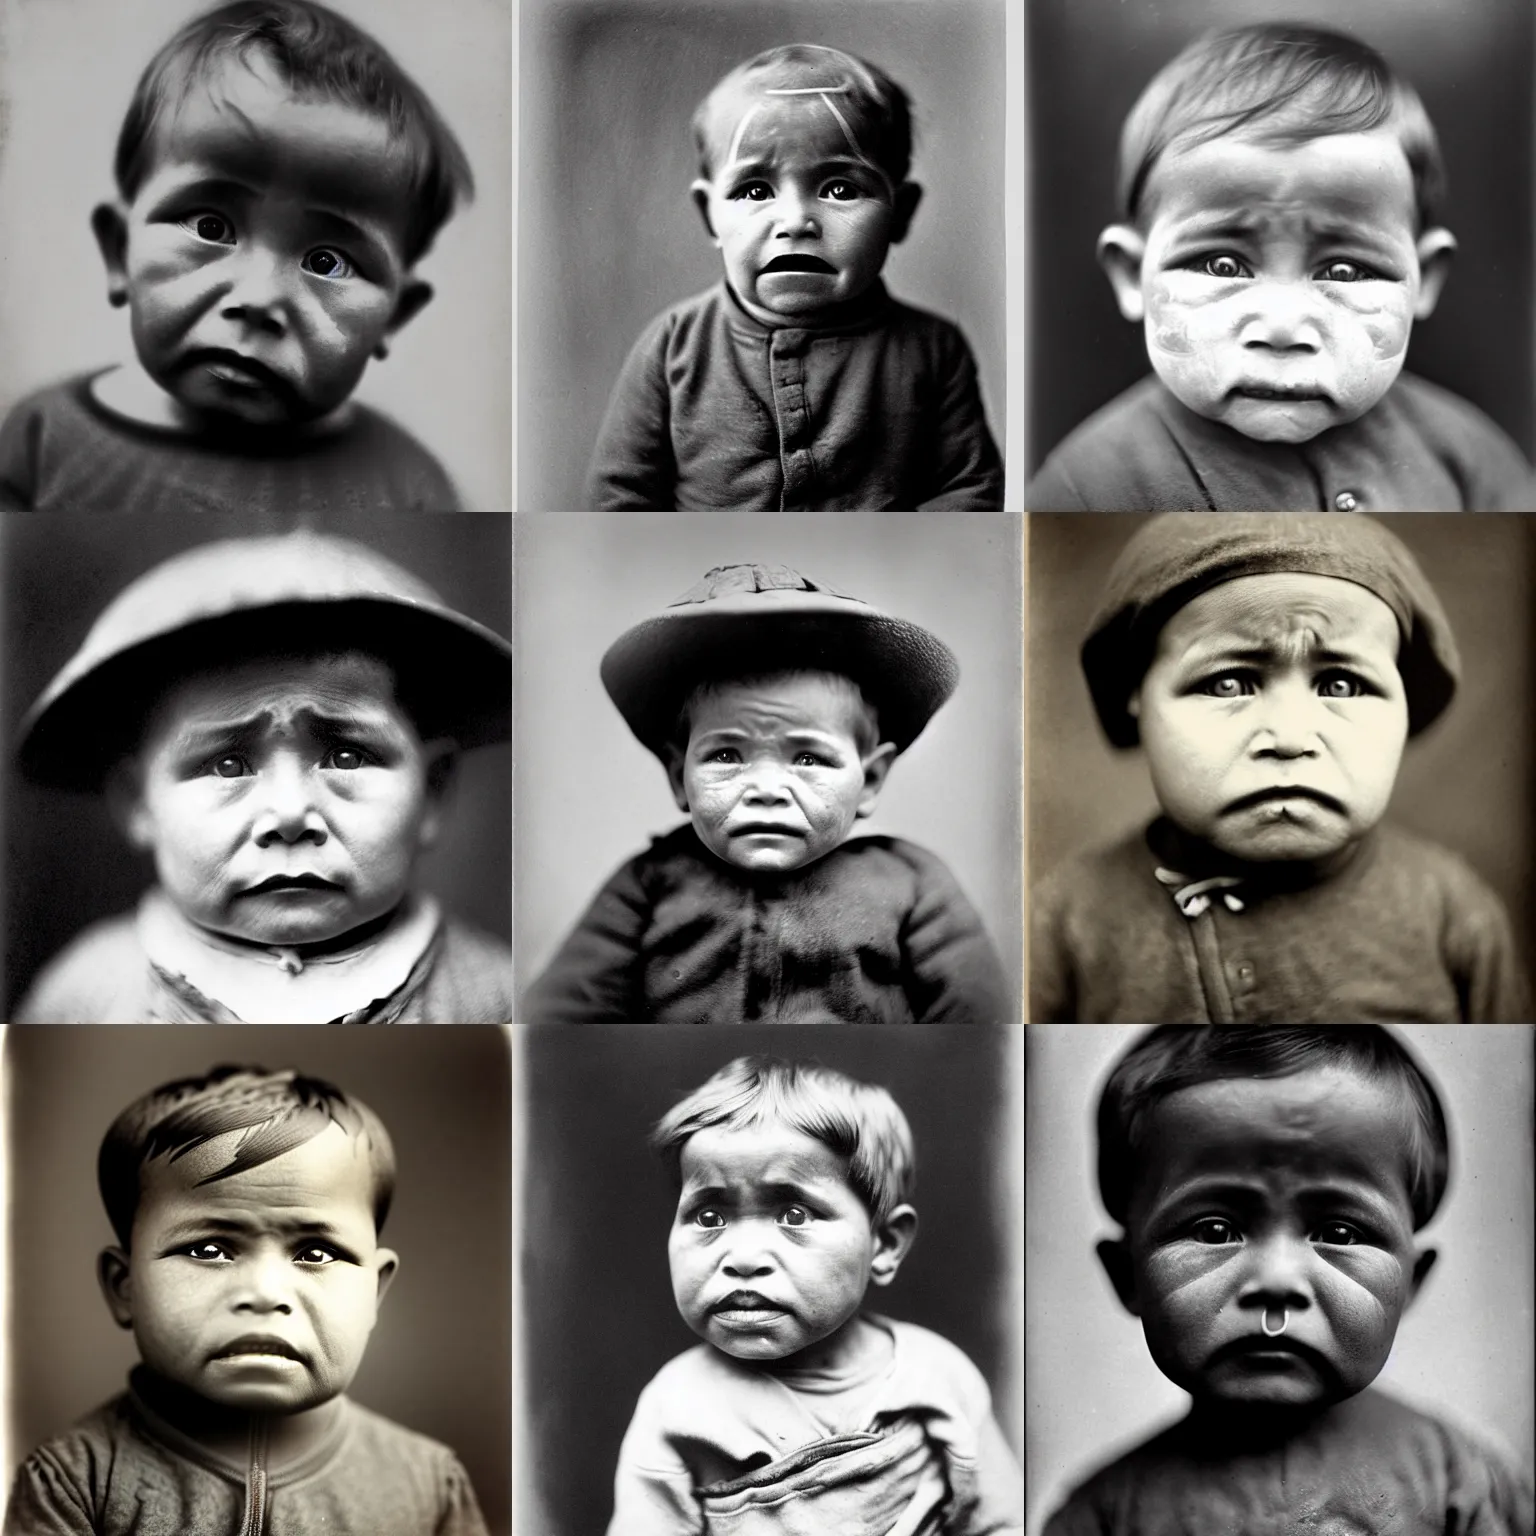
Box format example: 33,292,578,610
1,509,511,1017
1028,513,1536,994
1027,0,1535,472
519,1024,1020,1536
520,0,1007,510
4,1025,512,1536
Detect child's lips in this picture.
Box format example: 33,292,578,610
760,254,837,275
242,873,344,896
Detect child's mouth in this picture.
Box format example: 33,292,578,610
761,255,837,275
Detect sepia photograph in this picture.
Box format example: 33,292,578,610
1026,1023,1535,1536
0,0,510,510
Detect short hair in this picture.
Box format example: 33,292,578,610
651,1056,914,1225
1096,1026,1450,1232
693,44,915,187
99,1064,396,1247
1118,24,1445,229
669,670,883,759
113,0,474,264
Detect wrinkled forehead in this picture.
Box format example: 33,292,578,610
701,76,890,183
689,672,865,736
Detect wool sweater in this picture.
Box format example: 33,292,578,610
587,282,1004,510
1026,373,1535,511
1031,819,1531,1023
525,825,1012,1024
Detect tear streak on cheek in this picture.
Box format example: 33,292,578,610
1150,321,1195,357
1364,318,1408,359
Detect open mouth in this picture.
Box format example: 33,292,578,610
1224,787,1346,817
243,873,342,895
1231,385,1330,403
711,1291,787,1321
730,824,802,837
212,1334,306,1363
761,254,837,274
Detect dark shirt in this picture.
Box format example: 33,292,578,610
525,825,1013,1024
587,282,1004,510
1027,373,1536,511
0,373,461,512
1031,819,1532,1023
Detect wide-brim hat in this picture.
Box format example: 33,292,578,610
19,530,512,791
600,563,959,758
1081,513,1460,749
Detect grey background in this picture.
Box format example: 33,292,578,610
519,0,1007,510
1027,0,1535,472
0,0,511,509
519,1023,1022,1536
1,509,512,1017
4,1024,512,1536
515,512,1023,1015
1025,1024,1536,1536
1028,513,1536,998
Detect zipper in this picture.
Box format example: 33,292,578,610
238,1416,269,1536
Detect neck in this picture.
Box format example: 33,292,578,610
131,1367,343,1469
193,902,404,964
90,360,350,438
724,279,886,331
759,1312,889,1380
1184,1392,1345,1451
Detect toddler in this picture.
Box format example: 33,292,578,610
525,561,1010,1024
13,529,513,1023
587,44,1004,510
1044,1024,1533,1535
1031,512,1531,1022
0,0,472,512
1027,24,1534,511
3,1063,488,1535
610,1054,1022,1534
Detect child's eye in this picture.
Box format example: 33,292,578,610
294,1245,340,1265
693,1208,727,1229
210,753,252,778
303,247,355,280
1190,1217,1241,1245
777,1205,811,1227
323,746,369,771
1199,672,1255,699
1317,259,1374,283
733,182,773,202
1197,253,1251,279
182,1241,232,1262
822,179,860,201
1316,673,1364,699
1313,1221,1365,1245
792,751,829,768
703,747,742,765
182,211,236,245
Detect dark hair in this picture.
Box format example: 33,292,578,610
668,669,882,759
651,1055,914,1225
1097,1026,1449,1231
1118,24,1445,228
99,1064,396,1247
114,0,473,264
693,44,914,186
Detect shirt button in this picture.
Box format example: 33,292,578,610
1334,490,1359,511
1234,961,1256,986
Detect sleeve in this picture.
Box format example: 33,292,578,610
962,1413,1025,1536
916,328,1005,511
434,1454,491,1536
3,1453,97,1536
1041,1492,1106,1536
1446,875,1534,1023
1028,878,1079,1024
1023,450,1092,512
606,1398,705,1536
586,318,679,510
0,400,41,511
899,851,1014,1024
521,857,652,1023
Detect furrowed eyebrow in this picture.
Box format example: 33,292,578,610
159,1214,349,1240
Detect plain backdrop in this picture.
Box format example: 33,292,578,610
519,0,1007,510
1028,513,1536,1003
1026,0,1535,473
1,508,512,1017
3,1024,512,1536
515,512,1023,1015
1025,1024,1536,1536
0,0,511,509
518,1023,1022,1536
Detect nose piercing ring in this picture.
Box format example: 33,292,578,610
1261,1307,1288,1337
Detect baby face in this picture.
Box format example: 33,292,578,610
669,1123,887,1369
667,674,894,874
103,55,425,428
1132,573,1408,864
122,653,443,947
692,89,912,326
104,1123,396,1414
1111,1067,1428,1411
1104,130,1450,443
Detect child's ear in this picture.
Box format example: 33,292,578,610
690,181,720,246
889,182,923,245
105,759,154,852
91,203,131,309
1097,225,1148,324
1127,687,1142,721
868,1203,918,1288
97,1247,135,1329
855,742,898,820
1095,1236,1141,1316
373,1247,400,1308
373,280,434,361
1412,229,1457,321
1407,1245,1438,1304
416,741,458,850
664,746,691,813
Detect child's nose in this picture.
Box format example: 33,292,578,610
1238,283,1325,354
1250,680,1323,759
1237,1232,1314,1315
220,246,293,335
772,187,820,239
741,763,792,802
721,1227,777,1278
252,760,330,847
231,1251,296,1314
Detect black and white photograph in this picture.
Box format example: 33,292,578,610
4,1024,512,1534
519,1023,1022,1536
1025,0,1535,510
0,0,510,510
518,0,1009,510
1,508,513,1024
515,512,1022,1024
1029,512,1536,1022
1026,1023,1535,1536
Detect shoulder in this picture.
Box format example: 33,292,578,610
1367,824,1510,916
1384,374,1536,508
627,1345,753,1431
341,1401,467,1473
14,912,147,1023
1033,825,1161,917
422,916,515,1023
878,294,974,349
18,1394,139,1470
630,287,733,353
330,405,460,507
1,373,99,426
885,1319,992,1408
